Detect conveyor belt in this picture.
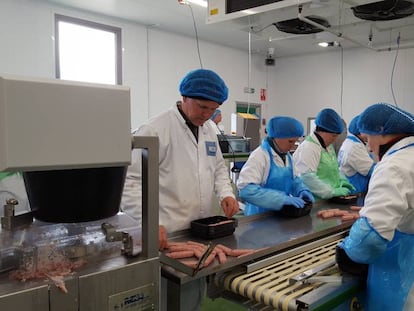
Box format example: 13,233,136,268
215,238,344,311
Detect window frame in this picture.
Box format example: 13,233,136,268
54,14,122,85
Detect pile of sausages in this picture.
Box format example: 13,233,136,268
165,241,263,269
317,206,361,221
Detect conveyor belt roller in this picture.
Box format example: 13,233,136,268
214,238,355,311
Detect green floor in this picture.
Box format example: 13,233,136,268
201,296,247,311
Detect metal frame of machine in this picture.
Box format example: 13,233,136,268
0,138,160,311
0,75,161,310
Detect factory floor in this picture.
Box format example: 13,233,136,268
201,295,246,310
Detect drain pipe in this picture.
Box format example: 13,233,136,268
297,5,379,51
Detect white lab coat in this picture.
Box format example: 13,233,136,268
356,136,414,311
293,132,324,174
0,173,30,216
208,119,224,135
237,145,297,189
360,136,414,240
338,134,375,178
120,104,235,233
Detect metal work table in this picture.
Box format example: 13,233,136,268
160,199,363,311
160,198,362,311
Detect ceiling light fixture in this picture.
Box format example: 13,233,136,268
318,41,340,47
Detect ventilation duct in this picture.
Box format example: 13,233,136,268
274,16,330,34
351,0,414,21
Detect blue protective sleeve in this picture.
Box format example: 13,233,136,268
291,176,309,196
238,183,287,211
339,217,388,264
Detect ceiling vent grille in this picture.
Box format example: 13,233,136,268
352,0,414,21
274,16,330,34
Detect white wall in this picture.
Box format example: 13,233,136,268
1,0,414,135
0,0,265,133
264,47,414,128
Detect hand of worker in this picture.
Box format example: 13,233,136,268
158,225,168,251
332,187,350,197
283,196,305,208
335,244,368,278
221,196,240,218
298,190,315,203
340,179,356,192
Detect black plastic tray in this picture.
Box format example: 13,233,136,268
329,194,359,205
276,202,312,218
190,216,238,239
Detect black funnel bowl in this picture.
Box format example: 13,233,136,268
23,166,127,223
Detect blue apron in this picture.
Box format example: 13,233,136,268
367,142,414,311
244,139,294,216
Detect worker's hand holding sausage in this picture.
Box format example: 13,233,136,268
298,190,315,203
283,196,305,208
159,225,168,251
332,187,350,197
221,196,239,218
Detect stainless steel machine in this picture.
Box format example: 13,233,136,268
160,199,366,311
0,75,160,310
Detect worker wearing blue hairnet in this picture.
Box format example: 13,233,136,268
336,103,414,311
293,108,355,199
121,68,239,311
237,116,314,216
337,115,376,194
209,109,224,134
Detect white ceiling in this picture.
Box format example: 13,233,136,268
47,0,414,58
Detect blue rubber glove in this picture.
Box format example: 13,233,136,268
299,190,315,203
283,196,305,208
332,187,350,197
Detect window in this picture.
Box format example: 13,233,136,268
307,117,316,135
55,14,122,85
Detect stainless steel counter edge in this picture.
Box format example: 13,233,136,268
160,201,360,284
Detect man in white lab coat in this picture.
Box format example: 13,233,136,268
121,68,239,311
336,103,414,311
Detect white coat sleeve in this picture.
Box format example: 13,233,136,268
347,144,376,176
120,148,143,225
360,159,410,241
120,125,158,225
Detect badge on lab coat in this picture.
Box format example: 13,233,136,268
205,141,217,156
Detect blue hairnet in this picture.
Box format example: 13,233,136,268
315,108,344,134
359,103,414,135
267,116,304,138
348,115,360,136
179,69,228,104
210,109,221,120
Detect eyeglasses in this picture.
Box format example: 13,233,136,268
192,99,219,113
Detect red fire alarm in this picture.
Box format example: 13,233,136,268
260,88,266,101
